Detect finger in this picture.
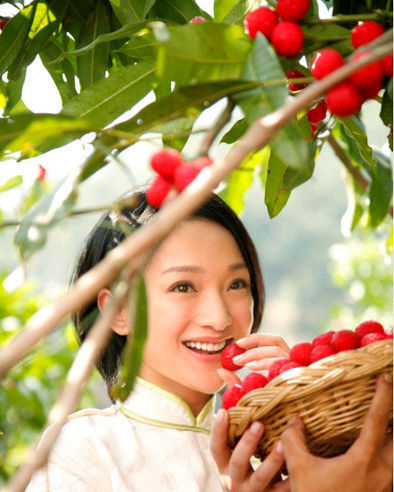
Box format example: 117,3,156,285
217,368,242,387
380,435,393,469
233,346,289,368
237,333,290,354
210,409,232,471
280,416,310,475
229,421,265,483
249,441,286,491
352,374,393,454
271,478,291,492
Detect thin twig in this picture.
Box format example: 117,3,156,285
198,99,236,157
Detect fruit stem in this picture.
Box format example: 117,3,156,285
306,11,393,25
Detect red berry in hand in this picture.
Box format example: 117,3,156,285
267,358,289,380
355,320,384,338
330,330,360,353
146,176,172,208
289,342,312,366
310,344,335,363
306,100,327,124
271,21,304,57
382,54,393,77
190,16,205,23
244,7,278,40
312,330,335,347
326,82,362,117
351,21,385,49
222,384,243,409
360,332,386,347
0,19,7,30
174,164,201,192
277,0,310,22
311,49,344,80
349,51,384,90
150,148,183,181
241,372,268,395
279,361,302,374
286,69,308,91
220,344,246,371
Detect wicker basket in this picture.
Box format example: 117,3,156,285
228,339,393,460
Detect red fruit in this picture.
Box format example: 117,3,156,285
312,330,335,347
311,49,344,80
267,358,289,380
326,82,362,117
350,51,384,90
310,121,318,139
244,7,278,40
382,54,393,77
355,320,385,338
190,16,205,23
220,344,246,371
0,19,7,30
306,100,327,124
330,330,360,353
351,21,385,49
359,79,382,102
146,176,172,208
174,164,201,192
279,361,302,374
192,156,213,169
222,385,243,409
384,326,393,339
277,0,310,22
241,372,268,395
310,344,335,363
360,332,386,347
271,21,304,57
286,69,308,91
150,148,183,181
37,165,46,181
289,342,312,366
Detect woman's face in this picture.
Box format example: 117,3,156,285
140,218,254,412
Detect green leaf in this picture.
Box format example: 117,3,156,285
63,58,156,127
220,117,248,144
341,117,377,169
76,0,110,89
302,23,350,54
221,148,268,214
341,173,365,235
109,0,155,25
3,69,26,116
113,79,260,135
0,175,22,192
367,150,393,228
380,78,393,150
150,0,207,24
111,274,148,402
221,0,260,25
214,0,239,21
155,22,251,85
119,31,156,58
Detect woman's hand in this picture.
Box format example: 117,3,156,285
280,373,393,492
233,333,290,372
210,408,290,492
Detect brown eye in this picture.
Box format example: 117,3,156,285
170,282,195,293
229,279,249,290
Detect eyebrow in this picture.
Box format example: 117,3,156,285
160,262,247,275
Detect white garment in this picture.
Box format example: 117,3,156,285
26,378,223,492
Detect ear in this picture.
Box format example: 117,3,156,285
97,288,130,336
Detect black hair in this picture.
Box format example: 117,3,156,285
71,190,264,389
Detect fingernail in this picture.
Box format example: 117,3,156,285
233,355,244,362
246,361,258,369
383,373,392,384
275,440,284,454
250,421,263,435
287,415,297,426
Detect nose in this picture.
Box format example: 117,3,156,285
194,290,232,331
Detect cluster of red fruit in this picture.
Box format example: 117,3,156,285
221,319,392,410
146,148,212,208
244,0,309,57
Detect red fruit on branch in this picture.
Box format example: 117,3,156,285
174,164,201,192
277,0,310,22
382,54,393,77
312,330,335,347
306,100,327,124
351,21,385,49
146,176,172,208
349,51,384,90
311,49,344,79
286,69,308,91
359,79,382,102
190,16,205,23
244,7,278,39
355,320,384,338
310,344,335,363
267,358,289,380
150,148,183,181
220,344,245,371
241,372,268,395
0,19,7,30
222,385,243,409
330,329,360,352
289,342,312,365
271,21,304,57
325,82,362,117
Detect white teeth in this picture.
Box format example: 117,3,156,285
185,340,226,352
